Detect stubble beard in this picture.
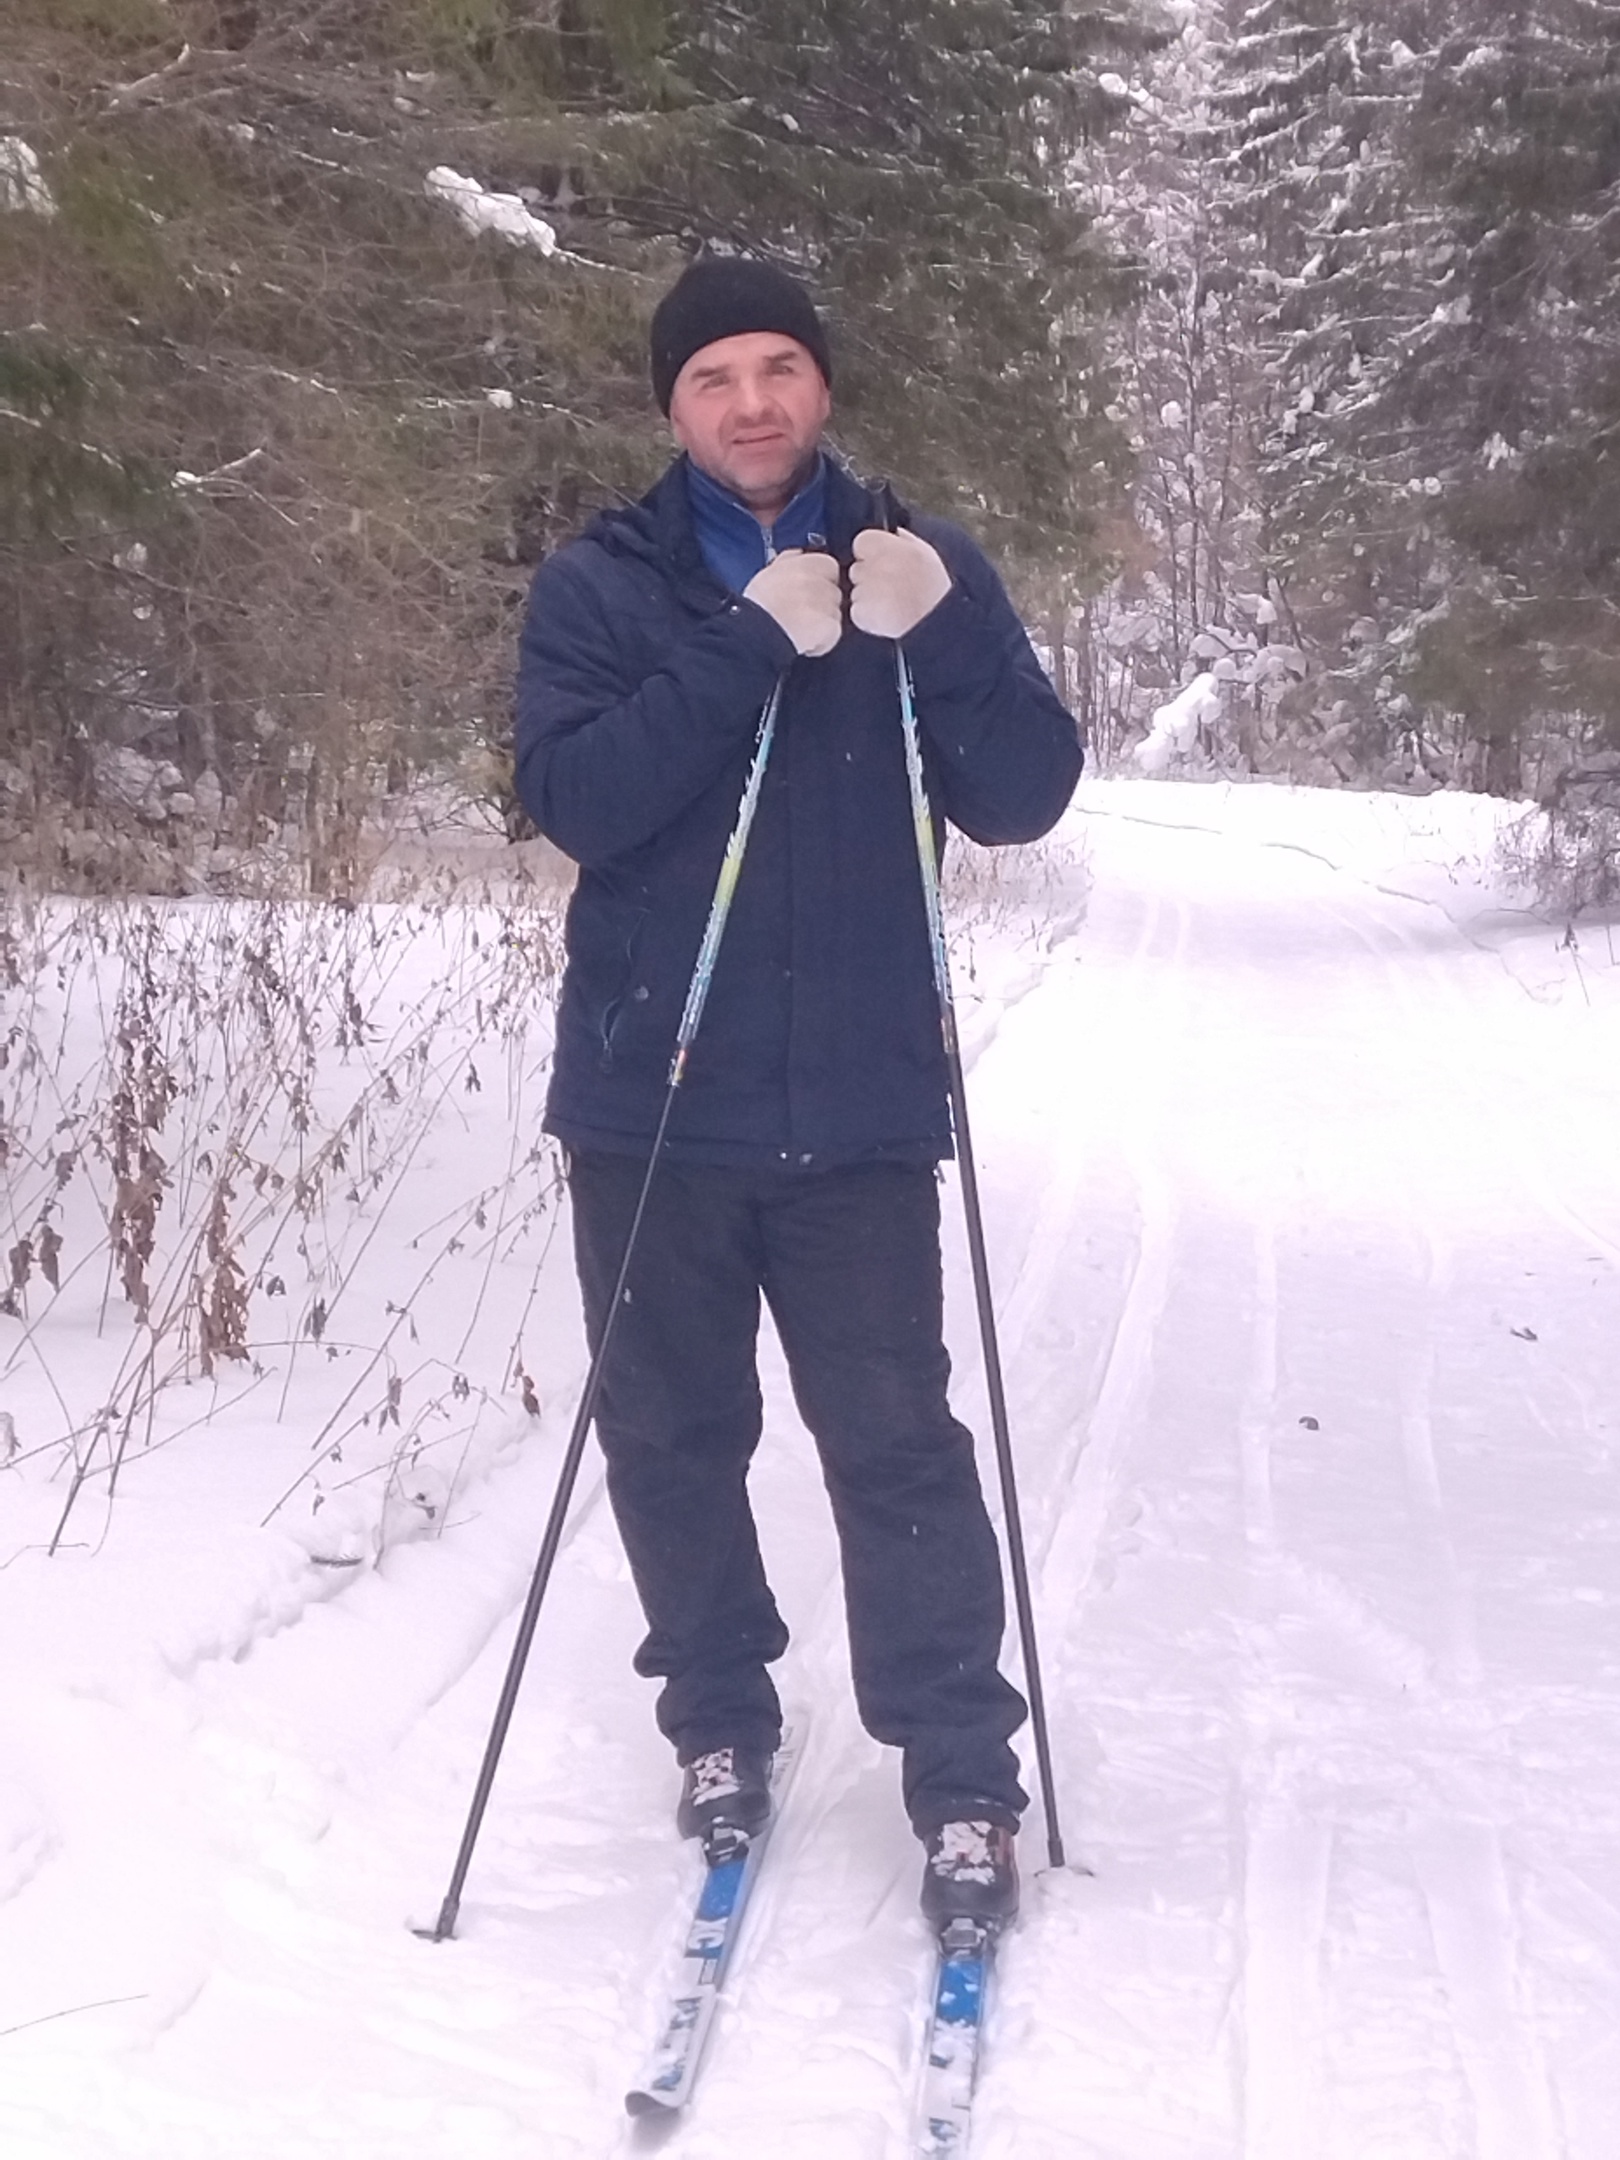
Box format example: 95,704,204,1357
709,439,821,523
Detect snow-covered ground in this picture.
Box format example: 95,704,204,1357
4,779,1619,2158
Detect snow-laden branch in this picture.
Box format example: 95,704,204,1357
425,169,556,257
0,402,126,473
173,447,267,493
105,42,195,110
0,138,56,218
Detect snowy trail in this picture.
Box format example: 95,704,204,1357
6,782,1620,2157
955,790,1620,2158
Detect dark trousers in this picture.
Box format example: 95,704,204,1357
567,1150,1028,1832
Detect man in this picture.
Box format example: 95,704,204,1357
515,256,1081,1931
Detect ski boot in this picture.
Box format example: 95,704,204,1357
919,1819,1019,1934
676,1745,774,1858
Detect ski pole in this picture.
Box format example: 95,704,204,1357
870,487,1067,1871
417,678,785,1943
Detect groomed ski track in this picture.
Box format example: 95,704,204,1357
5,779,1620,2158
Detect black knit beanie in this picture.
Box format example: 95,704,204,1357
649,257,832,414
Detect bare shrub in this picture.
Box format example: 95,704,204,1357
1498,761,1620,921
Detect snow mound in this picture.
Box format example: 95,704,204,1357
1135,671,1221,774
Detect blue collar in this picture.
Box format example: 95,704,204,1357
684,454,829,594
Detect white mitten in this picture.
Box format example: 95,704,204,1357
848,527,952,640
743,550,844,657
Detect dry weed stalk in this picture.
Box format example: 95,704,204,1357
0,871,564,1554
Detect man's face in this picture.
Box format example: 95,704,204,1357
668,331,830,518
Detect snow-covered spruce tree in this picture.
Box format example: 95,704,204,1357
1213,0,1620,827
0,341,151,820
1208,0,1455,787
1083,3,1295,772
1360,5,1620,827
2,0,659,882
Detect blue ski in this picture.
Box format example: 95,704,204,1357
624,1728,801,2117
917,1918,998,2156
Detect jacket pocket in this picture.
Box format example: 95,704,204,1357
594,903,649,1073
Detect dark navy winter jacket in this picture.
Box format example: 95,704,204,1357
514,456,1083,1169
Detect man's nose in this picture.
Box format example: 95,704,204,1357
733,374,776,417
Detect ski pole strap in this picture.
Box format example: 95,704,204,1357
669,676,784,1086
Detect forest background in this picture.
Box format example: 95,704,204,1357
3,0,1618,908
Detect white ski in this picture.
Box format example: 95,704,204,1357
917,1917,997,2156
624,1725,803,2117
